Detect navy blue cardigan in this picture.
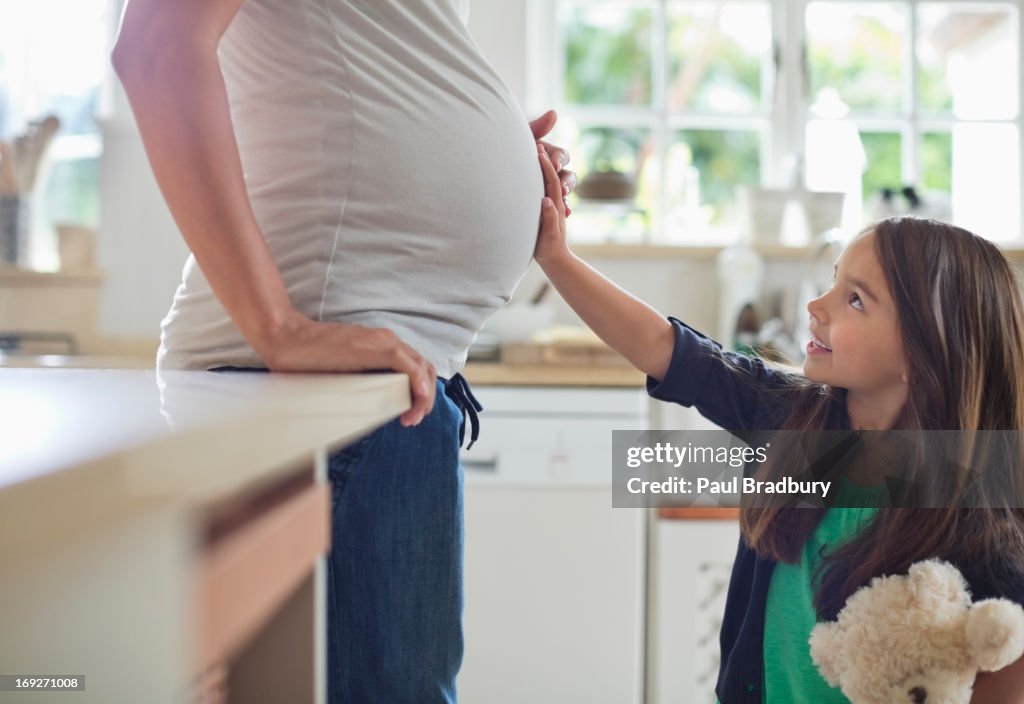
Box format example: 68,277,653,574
648,318,798,703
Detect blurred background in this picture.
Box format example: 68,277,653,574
2,0,1019,359
3,3,1023,703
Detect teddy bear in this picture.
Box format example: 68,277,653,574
809,559,1024,704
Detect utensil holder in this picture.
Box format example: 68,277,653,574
0,194,30,267
56,223,96,271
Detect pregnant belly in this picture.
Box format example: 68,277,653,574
344,101,544,296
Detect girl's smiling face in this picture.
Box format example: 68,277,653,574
805,232,909,418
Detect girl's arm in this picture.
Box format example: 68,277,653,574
111,0,436,426
535,148,675,382
972,656,1024,703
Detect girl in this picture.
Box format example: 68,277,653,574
535,145,1024,703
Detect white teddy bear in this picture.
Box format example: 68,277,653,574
809,559,1024,704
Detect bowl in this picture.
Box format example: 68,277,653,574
481,303,556,343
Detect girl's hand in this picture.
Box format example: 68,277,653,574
535,143,571,269
529,109,577,216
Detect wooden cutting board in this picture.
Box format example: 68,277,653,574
501,339,632,367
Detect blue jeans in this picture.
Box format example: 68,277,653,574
326,378,466,703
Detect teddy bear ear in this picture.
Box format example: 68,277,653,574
966,599,1024,672
908,559,969,608
809,622,844,686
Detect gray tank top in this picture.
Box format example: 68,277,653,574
157,0,542,377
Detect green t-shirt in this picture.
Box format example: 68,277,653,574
760,476,887,703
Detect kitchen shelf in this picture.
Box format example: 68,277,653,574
463,361,646,387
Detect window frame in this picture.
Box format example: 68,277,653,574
527,0,1024,244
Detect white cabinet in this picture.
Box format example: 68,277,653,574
459,386,648,704
647,517,739,704
646,399,740,704
458,386,742,704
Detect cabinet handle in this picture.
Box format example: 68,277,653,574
460,455,498,473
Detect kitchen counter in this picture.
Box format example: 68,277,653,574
0,368,409,704
0,352,155,369
0,355,648,387
1,368,409,542
462,361,646,387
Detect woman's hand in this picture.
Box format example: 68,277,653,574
257,310,437,428
529,110,577,216
535,143,571,269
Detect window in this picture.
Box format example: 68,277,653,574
529,0,1022,244
0,0,109,268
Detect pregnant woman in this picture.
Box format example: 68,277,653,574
111,1,574,701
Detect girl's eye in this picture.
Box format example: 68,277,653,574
849,293,865,311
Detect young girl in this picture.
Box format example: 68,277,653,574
535,146,1024,703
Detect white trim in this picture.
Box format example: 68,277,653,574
525,0,560,114
905,1,920,185
1017,1,1024,243
652,0,669,241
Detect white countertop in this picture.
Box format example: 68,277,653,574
0,368,409,556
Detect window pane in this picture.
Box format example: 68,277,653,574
806,2,908,113
566,125,652,243
0,0,108,137
918,4,1018,119
663,129,760,241
666,1,772,113
951,124,1019,241
574,126,650,176
45,155,100,227
804,118,868,232
562,1,654,106
894,130,953,224
921,131,952,193
860,131,902,209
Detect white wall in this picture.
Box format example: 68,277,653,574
97,119,188,337
467,0,529,106
97,0,186,338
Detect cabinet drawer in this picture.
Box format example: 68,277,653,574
461,415,643,486
196,480,329,670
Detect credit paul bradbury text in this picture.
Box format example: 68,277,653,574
626,475,833,499
611,429,1024,509
622,439,831,504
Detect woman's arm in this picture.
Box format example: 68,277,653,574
535,147,674,381
111,0,436,426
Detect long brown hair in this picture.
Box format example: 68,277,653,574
740,216,1024,619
